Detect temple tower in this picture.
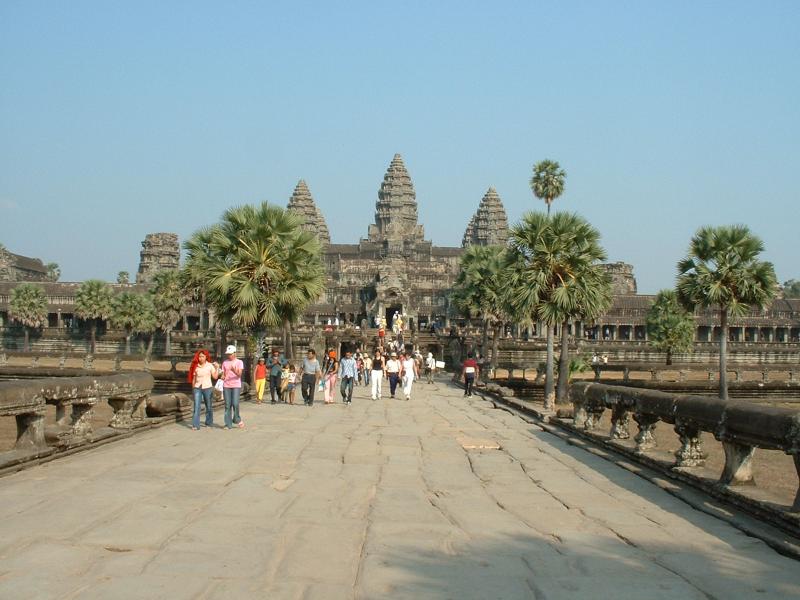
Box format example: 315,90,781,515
136,233,180,284
287,179,331,246
367,154,425,244
462,187,509,247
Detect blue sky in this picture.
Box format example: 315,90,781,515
1,1,797,293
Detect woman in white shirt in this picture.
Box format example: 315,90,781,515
399,351,419,401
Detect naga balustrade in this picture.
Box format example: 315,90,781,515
0,374,193,470
569,382,800,511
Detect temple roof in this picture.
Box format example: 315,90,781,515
287,179,331,246
462,187,509,247
367,154,425,244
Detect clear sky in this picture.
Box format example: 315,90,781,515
1,1,797,293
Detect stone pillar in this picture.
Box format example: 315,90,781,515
674,419,706,467
610,404,630,439
720,442,756,486
633,413,659,453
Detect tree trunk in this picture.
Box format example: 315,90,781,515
490,322,501,373
544,324,555,409
165,328,172,355
90,320,97,354
556,319,570,403
283,320,293,359
666,348,672,366
719,308,728,401
125,330,131,355
481,317,489,360
146,334,154,359
23,327,30,352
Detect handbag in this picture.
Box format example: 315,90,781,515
215,379,224,392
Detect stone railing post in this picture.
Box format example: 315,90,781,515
610,404,630,439
720,442,756,485
674,418,706,467
633,412,659,453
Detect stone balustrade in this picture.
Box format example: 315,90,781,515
0,373,165,471
569,381,800,510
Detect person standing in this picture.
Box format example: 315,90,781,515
189,348,218,430
339,349,357,404
254,357,267,404
400,351,419,401
425,352,436,384
269,349,287,404
371,349,385,400
462,352,479,397
222,344,245,428
323,352,339,404
363,354,372,386
385,351,401,399
300,349,321,405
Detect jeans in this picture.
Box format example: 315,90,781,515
464,375,475,396
340,376,354,402
363,369,371,385
192,386,213,428
301,374,317,404
223,387,241,428
269,374,281,402
388,373,399,397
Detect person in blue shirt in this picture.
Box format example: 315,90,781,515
268,349,287,403
338,349,358,404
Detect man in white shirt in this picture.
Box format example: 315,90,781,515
385,352,401,399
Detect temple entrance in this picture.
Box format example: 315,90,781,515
386,305,402,328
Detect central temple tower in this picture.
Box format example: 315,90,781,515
366,154,425,250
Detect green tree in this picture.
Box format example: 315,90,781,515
150,270,187,356
677,225,777,400
782,279,800,298
451,245,511,376
111,292,152,354
646,289,695,365
530,159,566,216
507,212,611,406
117,271,130,284
45,262,60,282
9,283,48,351
182,202,325,357
74,279,114,354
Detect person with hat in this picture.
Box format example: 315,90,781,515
385,351,401,399
268,349,287,404
222,344,245,428
254,356,267,404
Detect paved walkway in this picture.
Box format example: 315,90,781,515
0,378,798,599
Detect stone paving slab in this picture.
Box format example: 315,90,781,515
0,378,799,599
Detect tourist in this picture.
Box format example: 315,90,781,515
287,363,298,404
363,353,372,386
425,352,436,384
280,362,291,403
400,351,419,401
339,349,357,404
462,351,479,397
254,357,267,404
300,349,321,405
386,351,401,399
222,344,245,428
323,351,339,404
269,349,287,404
188,348,218,430
371,349,385,400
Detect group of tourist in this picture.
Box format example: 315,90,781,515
186,340,482,430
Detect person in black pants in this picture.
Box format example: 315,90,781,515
268,349,286,403
300,349,321,405
462,352,479,397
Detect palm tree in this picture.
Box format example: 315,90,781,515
646,289,695,365
150,270,187,356
530,159,566,216
74,279,114,354
45,262,60,282
677,225,776,400
9,283,48,351
111,292,151,354
451,245,511,375
507,212,611,406
182,202,325,356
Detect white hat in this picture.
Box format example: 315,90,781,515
225,344,237,355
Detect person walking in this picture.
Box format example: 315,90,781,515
339,349,357,404
363,354,372,386
188,348,218,430
268,349,287,404
300,349,321,405
386,351,401,399
323,352,339,404
222,345,245,428
400,351,419,401
370,349,385,400
254,357,267,404
462,352,479,397
425,351,436,384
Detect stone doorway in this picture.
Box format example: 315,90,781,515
386,305,403,327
